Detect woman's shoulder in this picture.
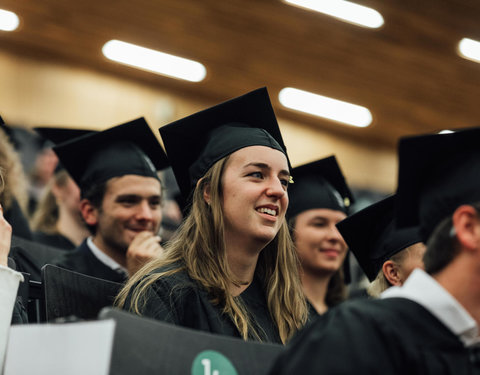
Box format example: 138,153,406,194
147,263,199,293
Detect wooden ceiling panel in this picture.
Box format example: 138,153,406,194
1,0,480,147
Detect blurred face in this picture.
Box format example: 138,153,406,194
293,208,348,275
35,149,59,183
220,146,289,248
56,176,82,216
92,175,162,254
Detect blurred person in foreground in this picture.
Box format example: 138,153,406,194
269,127,480,374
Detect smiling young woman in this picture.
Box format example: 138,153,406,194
287,156,354,315
116,88,308,344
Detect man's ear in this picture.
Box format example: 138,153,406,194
80,199,99,226
453,205,480,251
382,260,402,286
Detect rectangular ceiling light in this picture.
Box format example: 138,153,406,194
0,9,19,31
283,0,383,29
458,38,480,63
279,87,372,127
102,40,206,82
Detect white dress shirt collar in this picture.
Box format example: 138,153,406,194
381,268,480,347
86,237,128,276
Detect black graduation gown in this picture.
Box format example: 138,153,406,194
50,240,127,283
269,297,480,375
3,197,32,240
33,231,76,251
124,266,282,344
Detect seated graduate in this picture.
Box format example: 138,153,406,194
50,118,169,281
117,88,308,344
337,194,425,297
286,156,354,315
0,116,33,240
0,175,25,370
31,127,94,250
269,127,480,374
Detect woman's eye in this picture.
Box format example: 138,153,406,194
280,179,289,187
249,171,263,179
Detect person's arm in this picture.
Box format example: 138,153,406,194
0,204,24,370
0,203,12,267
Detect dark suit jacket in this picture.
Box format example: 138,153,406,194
50,240,127,283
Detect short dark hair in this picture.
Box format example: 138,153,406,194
80,180,109,234
424,215,459,275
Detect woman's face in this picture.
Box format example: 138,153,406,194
293,208,348,275
220,145,289,248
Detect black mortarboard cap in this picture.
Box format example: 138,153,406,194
53,117,169,191
287,156,354,218
396,127,480,242
337,195,422,282
159,87,290,200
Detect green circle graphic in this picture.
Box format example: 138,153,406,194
191,350,238,375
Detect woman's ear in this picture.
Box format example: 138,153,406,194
382,260,402,286
197,178,211,205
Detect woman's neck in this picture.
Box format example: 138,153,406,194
226,241,262,297
301,269,333,315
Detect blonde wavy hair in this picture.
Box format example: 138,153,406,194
0,128,29,213
117,155,308,343
30,169,70,233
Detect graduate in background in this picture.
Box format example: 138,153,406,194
50,118,169,281
337,194,425,297
117,88,308,344
269,127,480,374
286,156,354,315
30,127,94,250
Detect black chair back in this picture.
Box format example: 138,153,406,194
42,264,123,322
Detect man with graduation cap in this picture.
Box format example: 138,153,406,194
286,156,354,315
269,127,480,374
50,118,169,282
337,194,425,297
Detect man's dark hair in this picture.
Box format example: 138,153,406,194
80,181,108,234
424,215,460,275
425,203,480,275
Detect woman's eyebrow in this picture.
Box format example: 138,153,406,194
244,162,290,177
